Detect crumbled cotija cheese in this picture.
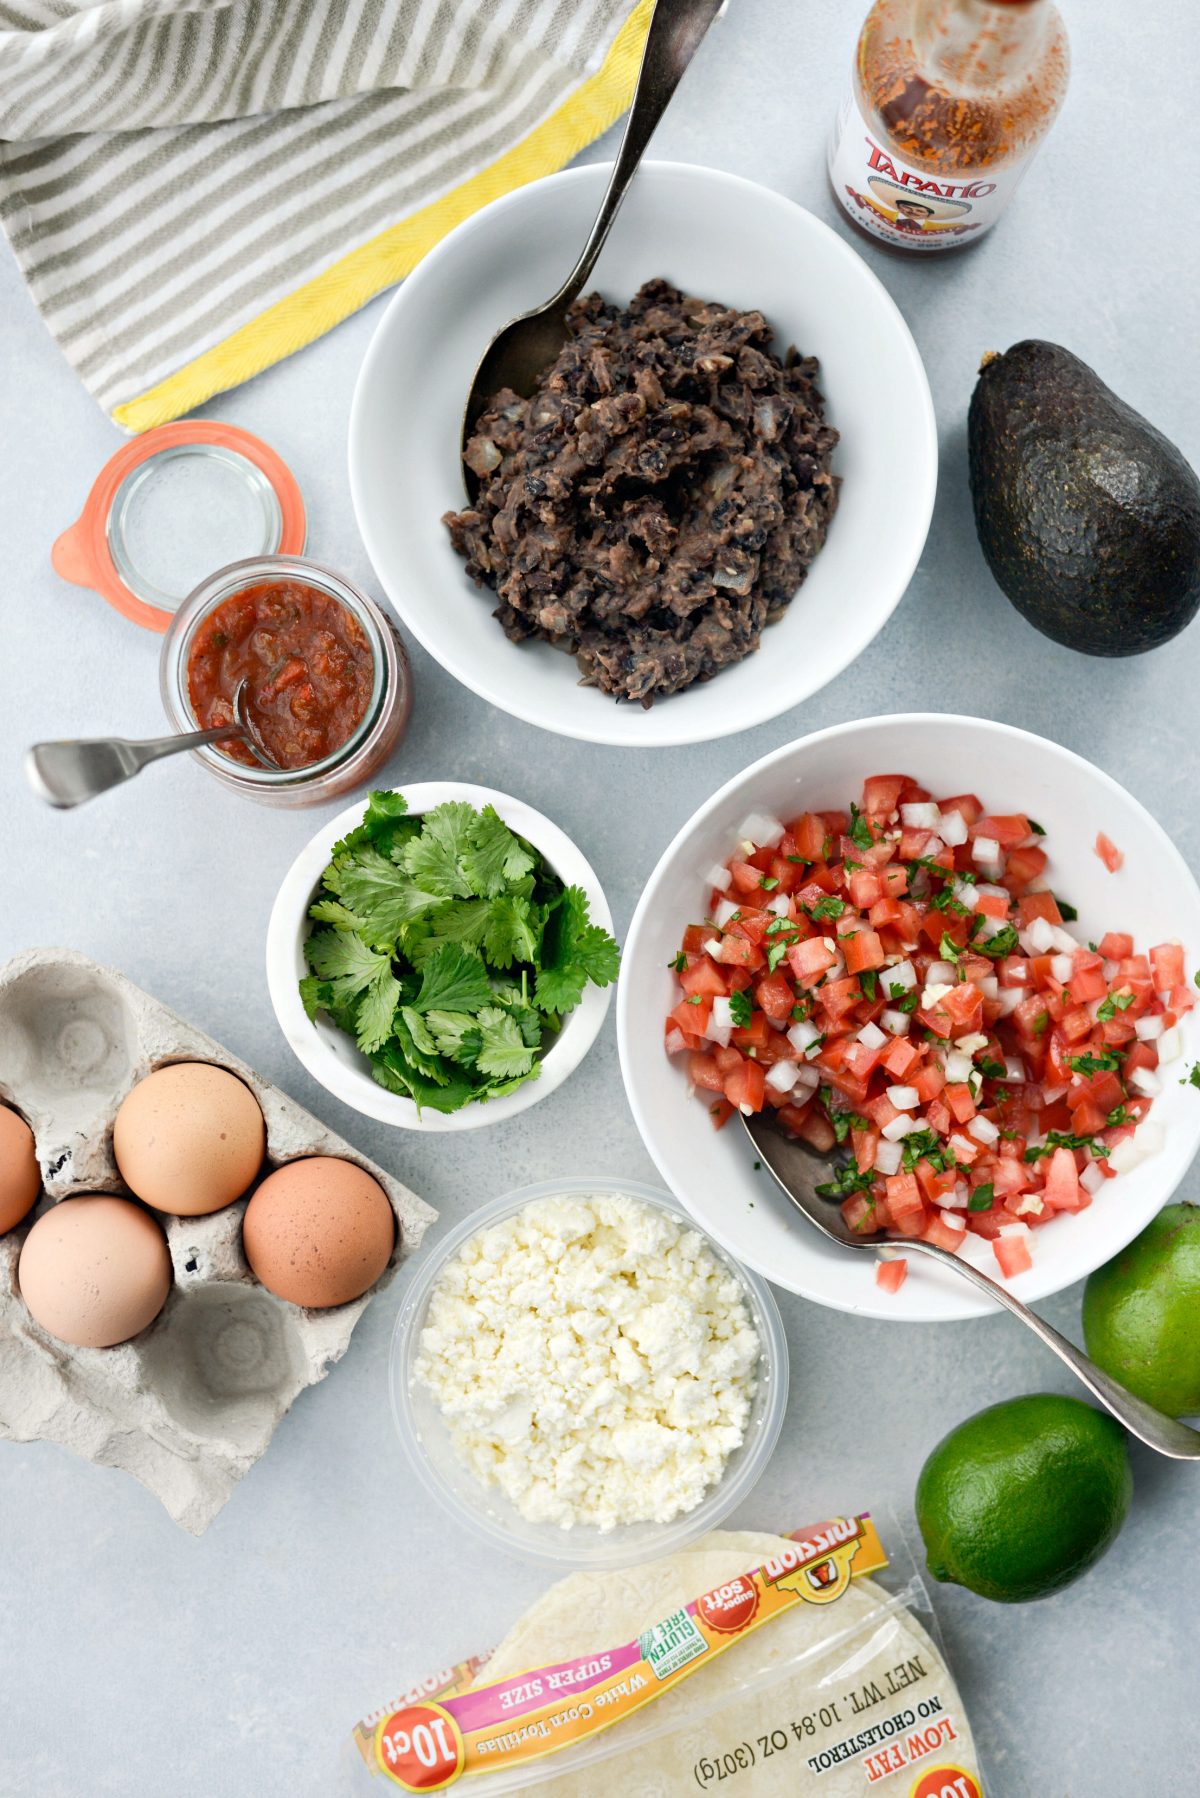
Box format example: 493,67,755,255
414,1193,761,1532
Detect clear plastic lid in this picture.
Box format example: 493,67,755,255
52,421,306,633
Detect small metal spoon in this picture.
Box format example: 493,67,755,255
460,0,726,497
742,1112,1200,1461
25,678,275,809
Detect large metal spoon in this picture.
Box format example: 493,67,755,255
460,0,726,496
25,678,275,809
742,1111,1200,1460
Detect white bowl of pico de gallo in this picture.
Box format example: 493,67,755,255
617,714,1200,1322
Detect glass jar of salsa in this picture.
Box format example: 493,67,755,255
160,557,412,805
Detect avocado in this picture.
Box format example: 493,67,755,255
968,340,1200,655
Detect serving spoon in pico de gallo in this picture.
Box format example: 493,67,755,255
743,1110,1200,1461
460,0,727,498
25,677,275,809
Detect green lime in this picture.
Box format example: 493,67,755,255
915,1393,1132,1603
1082,1203,1200,1417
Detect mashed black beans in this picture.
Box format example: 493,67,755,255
443,280,839,706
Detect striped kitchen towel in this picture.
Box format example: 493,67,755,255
0,0,652,432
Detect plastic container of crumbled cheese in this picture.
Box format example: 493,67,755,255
390,1178,788,1569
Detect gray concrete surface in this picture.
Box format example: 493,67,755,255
1,2,1195,1792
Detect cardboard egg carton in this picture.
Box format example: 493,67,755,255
0,948,437,1534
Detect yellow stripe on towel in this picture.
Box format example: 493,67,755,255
113,0,654,434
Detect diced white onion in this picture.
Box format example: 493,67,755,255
944,1050,974,1083
856,1021,887,1050
952,878,979,910
938,1209,967,1234
1001,1056,1025,1083
711,997,734,1030
1129,1067,1162,1098
1159,1026,1182,1063
955,1031,989,1054
939,809,969,847
703,937,723,960
880,1008,912,1037
790,1063,821,1093
665,1027,687,1057
1039,1082,1067,1105
901,801,942,831
923,982,954,1008
975,913,1008,942
941,1184,969,1210
706,862,732,892
873,1139,904,1175
787,1019,821,1054
1135,1015,1165,1041
887,1084,920,1110
1107,1135,1148,1176
949,1133,980,1160
766,894,791,918
1103,959,1119,982
881,1114,920,1141
1024,916,1055,954
737,812,784,850
883,959,917,993
998,1221,1031,1244
927,960,958,985
704,1023,732,1049
766,1060,801,1094
978,976,1000,1001
1080,1162,1108,1195
972,836,1001,865
968,1114,1000,1144
714,898,740,928
1050,953,1074,984
976,882,1009,900
1049,925,1080,955
998,987,1024,1017
1014,1193,1045,1216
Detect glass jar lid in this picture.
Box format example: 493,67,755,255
51,421,306,633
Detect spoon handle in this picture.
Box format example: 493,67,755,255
25,725,240,809
553,0,726,309
902,1238,1200,1459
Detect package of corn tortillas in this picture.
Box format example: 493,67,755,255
348,1515,985,1795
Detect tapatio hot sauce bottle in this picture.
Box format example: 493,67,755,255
829,0,1069,252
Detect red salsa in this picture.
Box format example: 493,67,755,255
187,580,374,770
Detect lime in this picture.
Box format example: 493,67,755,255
915,1393,1132,1603
1082,1203,1200,1417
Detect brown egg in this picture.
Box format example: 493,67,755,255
0,1106,41,1235
114,1062,265,1217
243,1157,395,1309
18,1195,172,1348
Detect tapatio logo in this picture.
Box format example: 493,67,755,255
864,139,996,201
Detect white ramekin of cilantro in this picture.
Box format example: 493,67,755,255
266,784,619,1130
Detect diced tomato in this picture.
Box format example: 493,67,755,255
848,869,883,909
880,1037,922,1079
788,936,839,987
1016,891,1063,927
862,775,906,817
939,793,983,826
875,1258,909,1294
754,972,795,1021
923,1213,967,1251
682,924,719,954
724,1060,766,1113
732,1013,770,1051
709,1099,735,1130
912,1063,947,1103
842,1193,879,1235
687,1053,726,1093
1043,1146,1084,1211
680,958,727,999
944,1082,976,1124
792,1107,836,1152
671,996,710,1036
714,933,764,972
1005,844,1048,891
1095,832,1124,873
974,814,1032,848
1068,964,1107,1003
993,1234,1033,1278
1151,943,1186,991
729,860,764,896
820,975,865,1020
842,929,886,974
1098,931,1134,960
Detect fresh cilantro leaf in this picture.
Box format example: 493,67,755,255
1184,1063,1200,1091
390,1009,450,1084
767,937,795,973
860,969,878,1001
892,989,920,1014
411,898,492,960
307,898,365,931
848,803,874,853
1107,1104,1133,1126
939,932,963,965
399,802,478,898
670,951,687,973
475,1006,537,1079
305,928,390,991
371,1046,476,1113
1068,1050,1121,1077
535,886,620,1014
977,1056,1006,1079
815,1161,875,1201
333,848,446,939
462,806,536,898
977,924,1019,960
1096,991,1135,1021
930,885,970,917
299,975,331,1023
729,990,753,1028
425,1011,482,1067
406,944,495,1016
759,875,780,892
901,1129,951,1173
329,789,415,860
806,895,846,922
1032,1009,1050,1036
357,966,402,1054
1024,1130,1107,1163
968,1185,995,1211
1056,897,1079,922
1028,819,1046,835
483,894,541,970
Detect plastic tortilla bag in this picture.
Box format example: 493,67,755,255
348,1515,985,1794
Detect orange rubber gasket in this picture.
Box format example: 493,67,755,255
51,420,307,634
